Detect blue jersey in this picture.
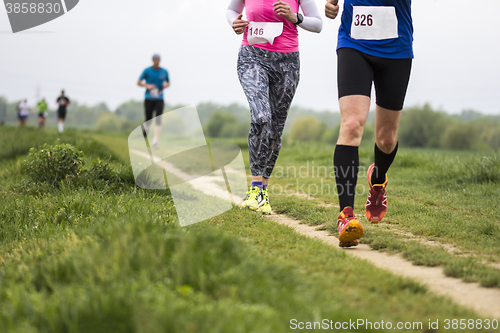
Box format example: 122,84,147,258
139,66,170,100
337,0,413,59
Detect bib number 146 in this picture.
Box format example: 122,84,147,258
248,27,264,36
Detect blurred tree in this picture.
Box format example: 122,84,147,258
0,97,7,123
162,112,187,135
204,111,238,138
399,104,447,148
95,112,126,132
289,116,326,142
441,122,481,150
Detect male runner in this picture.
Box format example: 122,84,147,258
137,54,170,149
18,99,29,126
37,98,48,129
325,0,413,247
227,0,322,215
56,90,70,133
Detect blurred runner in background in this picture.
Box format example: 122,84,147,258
37,98,48,130
137,54,170,149
18,99,29,126
56,90,71,133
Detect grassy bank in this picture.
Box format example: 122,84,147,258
0,127,492,332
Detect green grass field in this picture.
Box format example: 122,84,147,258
0,126,498,332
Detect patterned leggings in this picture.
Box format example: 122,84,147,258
237,45,300,179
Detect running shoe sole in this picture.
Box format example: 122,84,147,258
338,219,364,248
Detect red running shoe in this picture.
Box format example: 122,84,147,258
337,207,364,248
365,163,388,223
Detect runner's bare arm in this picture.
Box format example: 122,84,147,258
227,0,249,34
137,80,156,90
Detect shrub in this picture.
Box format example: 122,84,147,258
399,104,447,148
220,121,250,138
204,111,238,138
441,122,480,150
322,125,340,144
86,158,116,182
289,116,326,142
23,144,84,185
95,112,126,132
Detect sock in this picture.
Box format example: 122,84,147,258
371,142,399,185
334,145,359,212
251,181,263,190
58,122,63,133
263,184,268,191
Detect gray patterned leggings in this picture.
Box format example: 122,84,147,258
237,45,300,179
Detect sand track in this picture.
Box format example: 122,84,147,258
270,214,500,319
134,149,500,319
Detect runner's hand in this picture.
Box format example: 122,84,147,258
273,0,296,23
145,84,157,90
232,14,249,35
325,0,339,19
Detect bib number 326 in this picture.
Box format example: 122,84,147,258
351,6,398,40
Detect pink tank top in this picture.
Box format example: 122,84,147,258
242,0,299,53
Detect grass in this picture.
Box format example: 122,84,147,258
266,142,500,288
0,127,495,332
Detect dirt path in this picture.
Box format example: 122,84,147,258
270,214,500,319
133,149,500,318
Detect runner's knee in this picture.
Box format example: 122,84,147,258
376,135,398,153
340,118,365,140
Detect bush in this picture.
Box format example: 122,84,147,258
95,112,136,132
441,123,480,150
399,104,447,148
204,111,238,138
23,144,84,185
86,158,116,182
289,116,326,142
322,125,340,144
220,121,250,138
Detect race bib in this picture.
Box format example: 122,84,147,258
351,6,398,40
247,22,283,46
149,88,160,98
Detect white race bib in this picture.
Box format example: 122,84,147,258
150,88,160,97
351,6,398,40
247,22,283,46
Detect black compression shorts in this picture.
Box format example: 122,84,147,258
144,99,164,125
337,47,412,111
57,108,66,120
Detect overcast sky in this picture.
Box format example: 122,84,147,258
1,0,499,115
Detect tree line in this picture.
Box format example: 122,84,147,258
1,96,498,150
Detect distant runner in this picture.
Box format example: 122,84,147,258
227,0,322,215
56,90,70,133
325,0,414,247
137,54,170,149
18,99,29,126
37,98,48,130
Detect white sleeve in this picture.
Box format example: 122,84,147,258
298,0,323,33
226,0,245,27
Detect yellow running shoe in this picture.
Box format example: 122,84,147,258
337,207,364,248
241,186,262,211
257,189,272,215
